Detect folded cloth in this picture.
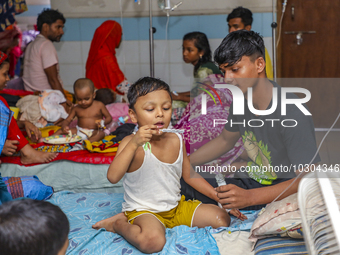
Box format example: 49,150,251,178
84,135,119,153
16,95,46,127
37,125,61,138
38,90,68,122
0,173,13,205
110,123,135,143
3,175,53,200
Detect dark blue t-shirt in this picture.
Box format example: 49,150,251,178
225,81,321,185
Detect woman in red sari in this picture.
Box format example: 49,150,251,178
86,21,128,95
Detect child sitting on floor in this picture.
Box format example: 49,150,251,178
56,78,112,142
0,199,70,255
92,77,231,254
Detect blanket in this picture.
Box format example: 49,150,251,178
83,136,119,153
0,132,119,166
0,149,116,166
49,191,220,255
0,88,33,97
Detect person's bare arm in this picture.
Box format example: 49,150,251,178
107,135,135,184
17,120,41,142
190,128,241,166
217,177,299,210
2,140,19,156
107,125,158,184
44,64,72,106
220,164,319,209
172,91,191,102
101,104,113,125
61,107,77,133
44,64,64,93
182,140,218,201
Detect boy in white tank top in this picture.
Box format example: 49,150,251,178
92,77,233,254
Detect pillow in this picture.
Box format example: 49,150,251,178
106,103,129,122
254,236,307,255
278,223,303,239
249,193,302,242
3,175,54,200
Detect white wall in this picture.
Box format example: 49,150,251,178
51,0,274,18
26,0,50,4
24,0,275,92
55,37,274,93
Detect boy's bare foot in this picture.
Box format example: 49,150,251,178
20,144,58,165
92,212,127,233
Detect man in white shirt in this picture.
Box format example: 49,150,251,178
23,9,72,107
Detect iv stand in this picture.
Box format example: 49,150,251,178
149,0,155,77
271,0,277,81
147,0,181,77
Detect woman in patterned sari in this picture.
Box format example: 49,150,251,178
175,74,244,164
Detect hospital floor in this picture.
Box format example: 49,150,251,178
315,131,340,165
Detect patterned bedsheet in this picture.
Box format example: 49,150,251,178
49,191,221,255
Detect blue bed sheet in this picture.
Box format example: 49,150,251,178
49,191,221,255
211,210,261,234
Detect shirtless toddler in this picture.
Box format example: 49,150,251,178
57,78,112,142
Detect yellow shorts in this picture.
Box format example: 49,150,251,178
124,195,201,228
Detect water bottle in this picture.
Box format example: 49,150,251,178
215,173,231,212
106,116,129,132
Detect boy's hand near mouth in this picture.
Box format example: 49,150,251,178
131,125,159,147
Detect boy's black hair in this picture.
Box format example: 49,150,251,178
214,30,265,67
37,9,66,32
128,77,172,111
226,6,253,27
95,88,116,105
0,199,70,255
183,32,212,72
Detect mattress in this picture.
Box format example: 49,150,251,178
254,236,307,255
0,161,123,193
49,191,222,255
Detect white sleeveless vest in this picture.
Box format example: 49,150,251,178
122,133,183,213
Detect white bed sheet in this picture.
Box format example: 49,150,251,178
212,230,254,255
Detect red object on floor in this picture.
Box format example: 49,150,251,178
0,147,116,167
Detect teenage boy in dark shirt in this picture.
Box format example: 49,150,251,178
184,30,320,210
